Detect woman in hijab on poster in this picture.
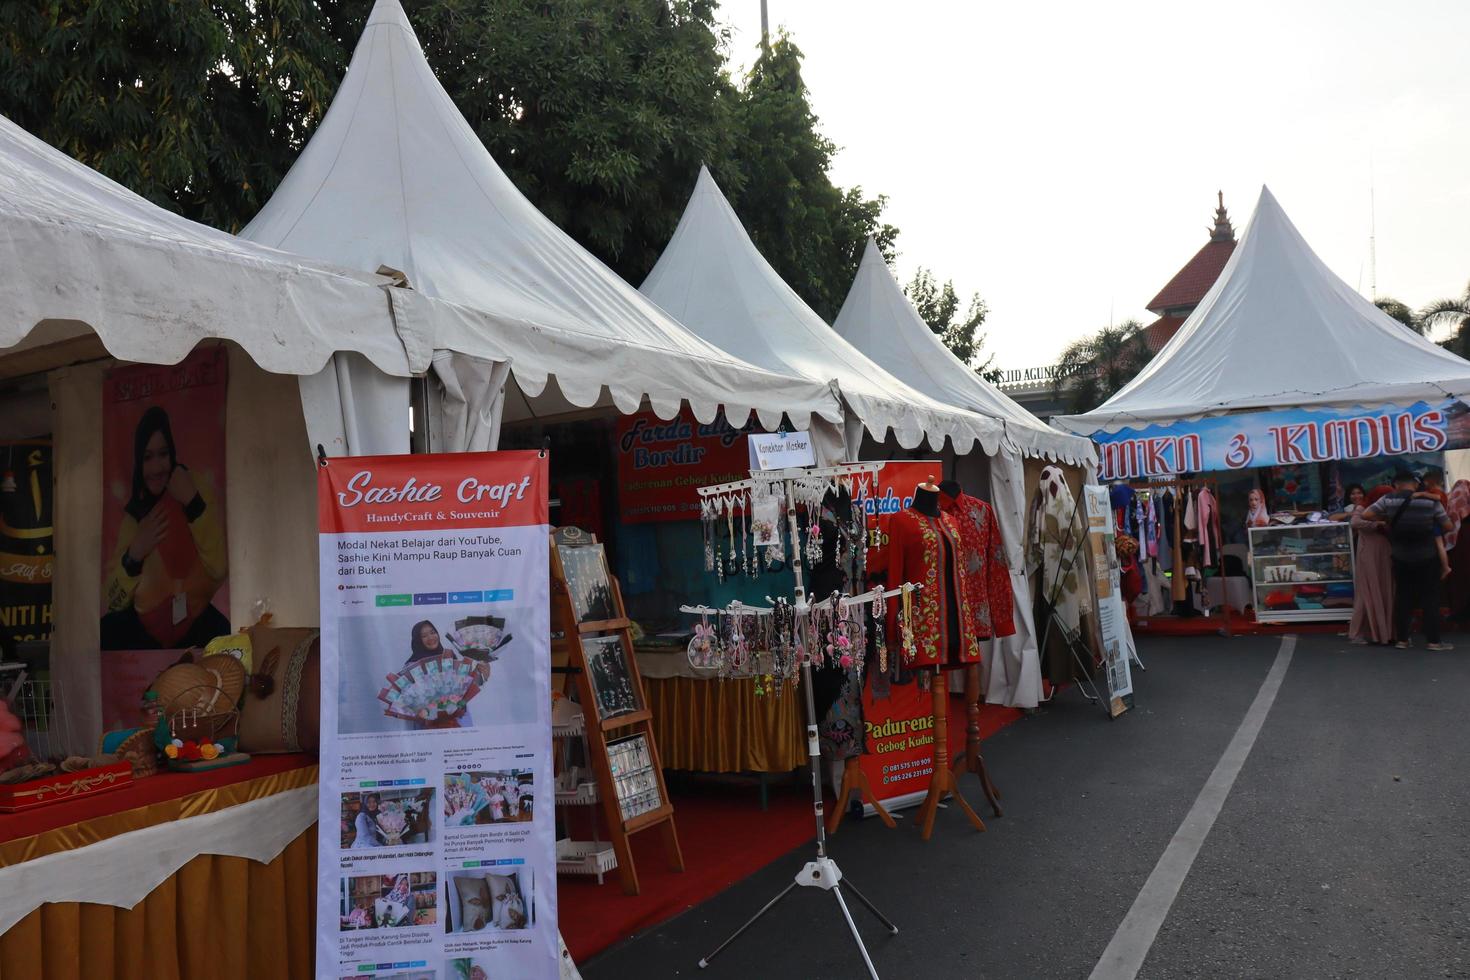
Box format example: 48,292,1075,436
403,620,489,727
100,406,228,650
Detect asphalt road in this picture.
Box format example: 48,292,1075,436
580,632,1470,979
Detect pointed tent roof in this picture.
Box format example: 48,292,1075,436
832,239,1093,465
0,113,415,377
240,0,841,429
641,167,999,453
1055,186,1470,435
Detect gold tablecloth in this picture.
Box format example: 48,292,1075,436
0,766,317,980
644,674,804,773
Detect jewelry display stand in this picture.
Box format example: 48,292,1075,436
693,462,904,980
949,663,1003,817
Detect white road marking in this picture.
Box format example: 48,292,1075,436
1088,635,1296,980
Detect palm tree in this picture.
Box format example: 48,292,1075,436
1419,281,1470,358
1373,297,1423,333
1051,319,1156,415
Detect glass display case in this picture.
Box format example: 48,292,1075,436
1248,522,1356,623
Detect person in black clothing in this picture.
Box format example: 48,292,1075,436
1361,470,1454,650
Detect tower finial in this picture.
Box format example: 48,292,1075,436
1210,191,1235,243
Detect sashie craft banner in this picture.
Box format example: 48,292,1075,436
317,450,556,980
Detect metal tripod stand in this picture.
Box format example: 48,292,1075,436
697,465,899,979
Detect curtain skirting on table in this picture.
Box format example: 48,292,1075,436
644,675,803,773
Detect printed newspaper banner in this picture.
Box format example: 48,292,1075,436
1092,398,1470,480
98,346,229,729
317,451,556,980
858,461,944,812
1083,485,1135,717
614,408,755,523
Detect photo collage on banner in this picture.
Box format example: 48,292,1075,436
98,346,229,728
317,451,556,980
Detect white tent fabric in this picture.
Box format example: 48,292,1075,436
984,456,1044,707
0,114,419,379
1055,186,1470,435
240,0,842,432
641,167,1001,454
835,239,1094,466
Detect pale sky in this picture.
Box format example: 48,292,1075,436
718,0,1470,370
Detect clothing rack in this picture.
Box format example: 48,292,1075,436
1126,476,1230,635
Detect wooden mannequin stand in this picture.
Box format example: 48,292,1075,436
825,757,897,835
949,663,1003,817
914,667,986,840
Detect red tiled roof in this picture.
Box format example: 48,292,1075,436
1146,238,1236,314
1142,314,1186,352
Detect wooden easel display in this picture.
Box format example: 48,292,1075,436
550,531,683,896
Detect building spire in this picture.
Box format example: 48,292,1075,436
1210,190,1235,242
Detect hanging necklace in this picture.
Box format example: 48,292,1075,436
872,588,888,674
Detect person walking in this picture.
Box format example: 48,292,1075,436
1361,469,1454,650
1348,485,1395,644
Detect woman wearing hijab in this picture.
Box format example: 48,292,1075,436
1348,485,1395,645
101,406,228,649
402,620,487,727
351,793,384,849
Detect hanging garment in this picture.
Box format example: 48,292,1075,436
1445,479,1470,550
1184,489,1198,533
1157,491,1174,573
1144,494,1160,559
1109,483,1135,537
1027,466,1092,632
940,491,1017,640
1197,487,1222,567
885,507,982,666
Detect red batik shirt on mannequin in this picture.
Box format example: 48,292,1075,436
940,491,1017,641
884,508,982,666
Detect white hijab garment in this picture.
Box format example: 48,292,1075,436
1031,466,1092,630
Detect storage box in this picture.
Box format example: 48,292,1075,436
0,761,133,812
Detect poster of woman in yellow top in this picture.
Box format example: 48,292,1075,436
100,346,228,652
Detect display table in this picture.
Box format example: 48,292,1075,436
637,648,804,774
0,755,318,980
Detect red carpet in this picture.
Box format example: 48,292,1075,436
1131,608,1343,638
559,697,1023,964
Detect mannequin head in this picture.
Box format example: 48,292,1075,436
911,482,941,516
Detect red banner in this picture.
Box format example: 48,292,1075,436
613,409,755,523
317,450,549,534
859,460,945,809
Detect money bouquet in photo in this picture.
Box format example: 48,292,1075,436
374,795,426,845
446,616,512,664
378,653,484,725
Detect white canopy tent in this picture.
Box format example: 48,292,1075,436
641,167,1004,458
240,0,844,447
1055,186,1470,436
835,238,1093,466
0,109,488,754
832,240,1098,708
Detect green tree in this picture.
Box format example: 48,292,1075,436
1051,320,1155,415
0,0,349,231
725,33,897,321
433,0,741,281
1418,282,1470,358
904,268,998,381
